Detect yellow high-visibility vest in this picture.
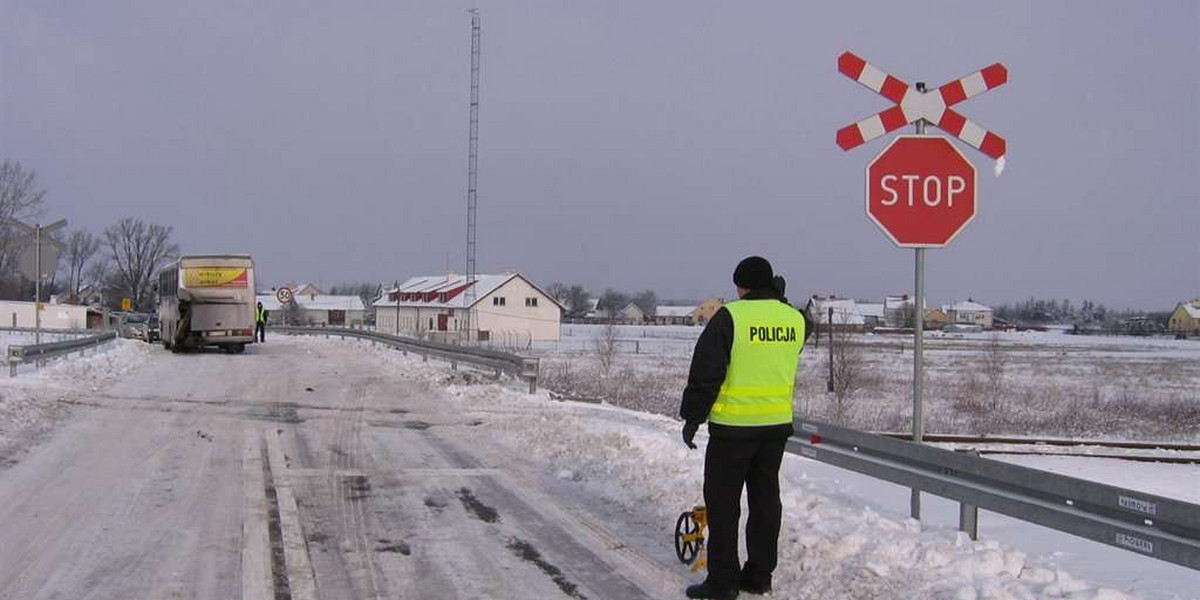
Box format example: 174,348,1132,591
256,306,266,323
710,299,806,426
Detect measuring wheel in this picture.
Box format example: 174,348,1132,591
674,506,707,568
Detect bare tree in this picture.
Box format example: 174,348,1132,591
546,282,568,303
599,288,629,317
64,230,102,298
84,258,113,303
632,289,658,315
827,326,866,425
0,160,49,294
593,318,620,374
982,333,1007,410
283,298,305,325
565,284,590,317
103,218,180,311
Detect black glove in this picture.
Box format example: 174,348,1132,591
772,275,788,304
682,421,700,449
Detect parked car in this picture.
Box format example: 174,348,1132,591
118,312,155,342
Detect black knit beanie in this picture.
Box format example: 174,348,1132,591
733,256,774,290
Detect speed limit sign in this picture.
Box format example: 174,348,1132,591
276,287,294,305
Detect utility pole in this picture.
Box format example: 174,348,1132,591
463,9,481,341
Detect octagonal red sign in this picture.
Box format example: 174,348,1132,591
866,135,977,247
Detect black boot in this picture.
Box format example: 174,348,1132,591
738,571,772,595
686,580,739,599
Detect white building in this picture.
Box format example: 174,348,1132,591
857,302,885,326
0,300,89,330
884,295,915,327
374,272,563,342
258,294,367,327
805,296,865,327
654,305,697,326
944,300,995,328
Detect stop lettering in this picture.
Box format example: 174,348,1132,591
866,136,977,248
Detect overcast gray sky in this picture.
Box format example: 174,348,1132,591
2,1,1197,309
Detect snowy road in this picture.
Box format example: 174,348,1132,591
0,337,680,600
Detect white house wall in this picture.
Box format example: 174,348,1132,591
0,301,89,330
476,277,561,342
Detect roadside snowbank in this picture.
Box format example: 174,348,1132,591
0,338,153,454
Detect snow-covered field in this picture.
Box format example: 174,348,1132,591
536,325,1200,441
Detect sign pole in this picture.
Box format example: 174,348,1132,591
909,83,928,521
827,306,834,393
34,224,42,345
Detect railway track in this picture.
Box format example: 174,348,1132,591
875,432,1200,464
546,393,1199,464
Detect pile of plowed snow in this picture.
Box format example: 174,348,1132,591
0,338,153,454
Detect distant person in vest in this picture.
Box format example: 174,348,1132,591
256,302,267,343
679,256,814,599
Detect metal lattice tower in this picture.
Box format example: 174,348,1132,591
464,9,481,339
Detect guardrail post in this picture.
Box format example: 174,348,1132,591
451,360,457,371
956,447,980,539
959,502,979,541
8,360,15,377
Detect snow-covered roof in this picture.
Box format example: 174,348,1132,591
884,295,913,310
946,300,994,313
806,297,865,325
373,273,563,311
857,303,885,318
258,294,366,312
1181,302,1200,319
655,306,696,318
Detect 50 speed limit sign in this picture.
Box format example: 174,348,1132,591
276,287,294,305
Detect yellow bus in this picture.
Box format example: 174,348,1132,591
157,255,256,353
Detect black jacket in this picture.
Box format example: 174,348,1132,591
679,288,815,440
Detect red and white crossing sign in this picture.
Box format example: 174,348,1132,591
836,51,1008,160
867,135,976,247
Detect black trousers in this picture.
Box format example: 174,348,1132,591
256,322,265,342
703,436,788,588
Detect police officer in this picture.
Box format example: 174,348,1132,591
680,256,813,599
255,302,267,343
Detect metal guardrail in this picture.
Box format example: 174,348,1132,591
273,326,540,393
7,330,118,377
789,418,1200,570
0,326,93,335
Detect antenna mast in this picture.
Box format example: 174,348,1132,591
464,9,481,340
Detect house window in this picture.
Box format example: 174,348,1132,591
525,297,538,307
493,296,506,307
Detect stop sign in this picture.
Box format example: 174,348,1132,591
867,135,977,247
